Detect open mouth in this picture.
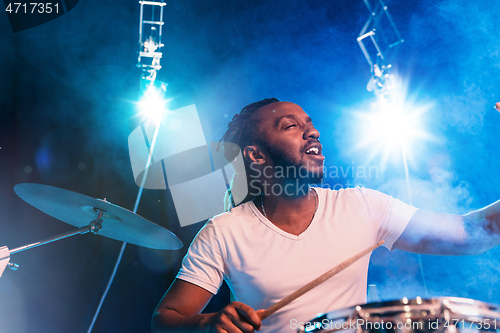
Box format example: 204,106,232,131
305,147,320,155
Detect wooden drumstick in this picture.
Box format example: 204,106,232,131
258,240,385,321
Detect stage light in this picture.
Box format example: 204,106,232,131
137,84,170,123
364,99,423,150
355,81,434,169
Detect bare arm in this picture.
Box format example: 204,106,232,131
151,279,263,333
394,199,500,255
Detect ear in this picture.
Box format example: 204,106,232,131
243,145,266,164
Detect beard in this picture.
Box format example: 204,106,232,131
262,142,324,186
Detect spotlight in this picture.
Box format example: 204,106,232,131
366,99,421,150
138,83,170,123
356,79,434,168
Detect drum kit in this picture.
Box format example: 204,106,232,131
1,184,499,333
0,183,183,277
298,297,500,333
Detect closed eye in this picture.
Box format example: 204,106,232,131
285,124,297,129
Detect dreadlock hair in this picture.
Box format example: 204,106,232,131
219,98,280,211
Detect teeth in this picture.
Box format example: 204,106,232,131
306,147,319,155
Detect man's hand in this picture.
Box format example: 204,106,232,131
204,302,263,333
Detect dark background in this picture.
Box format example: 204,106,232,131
1,0,500,332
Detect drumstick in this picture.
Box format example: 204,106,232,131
258,240,385,321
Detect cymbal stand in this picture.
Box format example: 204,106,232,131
0,208,105,278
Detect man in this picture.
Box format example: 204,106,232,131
151,98,500,333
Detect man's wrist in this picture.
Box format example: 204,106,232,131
199,312,217,333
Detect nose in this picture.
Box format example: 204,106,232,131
304,125,320,141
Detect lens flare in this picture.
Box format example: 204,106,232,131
355,80,435,169
137,85,171,123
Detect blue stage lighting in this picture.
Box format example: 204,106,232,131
355,81,434,168
365,99,423,150
137,84,170,123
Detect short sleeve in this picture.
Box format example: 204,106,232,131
363,188,418,250
176,220,225,294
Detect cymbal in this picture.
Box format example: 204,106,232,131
14,183,183,250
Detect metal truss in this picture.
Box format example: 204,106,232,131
138,0,166,86
357,0,404,96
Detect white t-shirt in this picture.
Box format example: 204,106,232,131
177,187,417,332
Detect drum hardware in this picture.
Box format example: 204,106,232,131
298,297,500,333
443,304,457,333
0,246,13,277
0,183,183,277
367,285,381,303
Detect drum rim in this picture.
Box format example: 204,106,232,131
320,296,500,321
300,297,500,333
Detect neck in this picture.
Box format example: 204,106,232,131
259,186,317,235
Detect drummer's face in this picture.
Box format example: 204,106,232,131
251,102,324,181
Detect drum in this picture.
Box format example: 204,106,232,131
298,297,500,333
